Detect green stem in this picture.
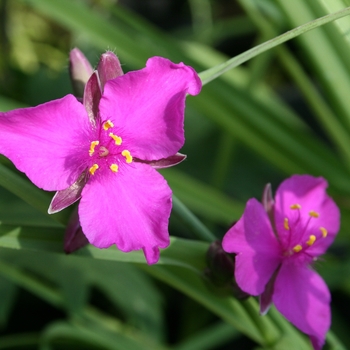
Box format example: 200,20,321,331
240,298,281,347
172,195,216,242
199,6,350,84
239,0,350,167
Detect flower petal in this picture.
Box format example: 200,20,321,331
0,95,91,191
99,56,201,160
78,162,171,264
273,262,331,350
222,198,281,295
97,51,124,91
274,175,340,255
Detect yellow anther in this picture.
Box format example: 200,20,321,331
306,235,316,246
103,120,114,130
284,218,290,230
109,133,122,146
309,210,320,218
122,150,133,163
89,164,99,175
292,245,302,253
89,141,99,156
290,204,301,209
110,164,119,173
320,227,328,238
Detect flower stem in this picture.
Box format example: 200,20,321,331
199,6,350,85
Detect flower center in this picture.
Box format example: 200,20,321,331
282,203,328,256
87,119,133,176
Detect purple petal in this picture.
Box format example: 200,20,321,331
135,153,186,169
83,71,102,125
64,207,89,253
69,48,94,97
99,56,201,161
222,198,281,295
0,95,91,191
48,170,88,214
78,162,171,264
274,175,340,255
273,262,331,350
97,51,123,91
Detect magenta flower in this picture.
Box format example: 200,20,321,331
222,175,340,350
0,54,201,264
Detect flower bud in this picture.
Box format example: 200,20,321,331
96,51,124,91
64,207,89,253
69,48,94,97
204,240,249,299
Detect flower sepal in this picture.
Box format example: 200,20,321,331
135,153,187,169
48,171,88,214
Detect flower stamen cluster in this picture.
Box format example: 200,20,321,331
88,119,133,176
281,204,327,256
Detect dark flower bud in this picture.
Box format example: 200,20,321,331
204,240,249,299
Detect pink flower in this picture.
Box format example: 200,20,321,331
0,54,201,264
222,175,340,349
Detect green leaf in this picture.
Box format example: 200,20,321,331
0,276,17,327
141,264,283,347
172,322,240,350
163,169,244,225
0,223,208,272
0,163,67,226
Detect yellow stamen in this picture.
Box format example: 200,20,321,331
103,120,114,130
306,235,316,246
122,150,133,163
89,164,99,175
290,203,301,209
89,141,99,156
110,164,119,173
320,227,328,238
309,210,320,218
284,218,290,230
109,133,122,146
292,244,302,253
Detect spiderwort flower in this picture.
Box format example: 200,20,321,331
0,54,202,264
222,175,340,350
